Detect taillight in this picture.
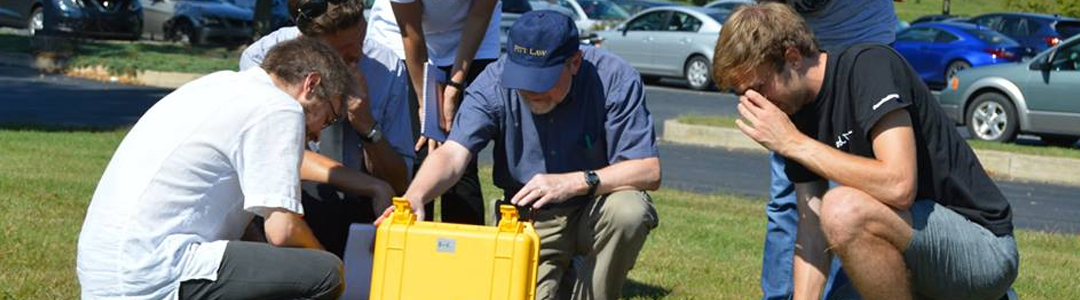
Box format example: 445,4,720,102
984,48,1016,59
1045,36,1062,47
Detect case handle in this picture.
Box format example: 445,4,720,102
497,204,525,233
391,197,416,225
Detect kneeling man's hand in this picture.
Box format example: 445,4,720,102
736,90,806,156
511,173,586,209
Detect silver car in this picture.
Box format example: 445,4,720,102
596,6,728,90
939,34,1080,146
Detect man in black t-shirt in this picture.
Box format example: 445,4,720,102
711,3,1017,300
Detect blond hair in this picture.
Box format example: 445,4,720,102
712,2,819,90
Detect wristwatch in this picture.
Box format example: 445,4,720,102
447,79,466,91
584,170,600,198
360,123,383,144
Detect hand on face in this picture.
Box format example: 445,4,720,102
735,89,805,156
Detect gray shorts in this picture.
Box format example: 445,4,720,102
903,200,1019,300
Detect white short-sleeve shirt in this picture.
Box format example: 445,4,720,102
76,67,306,300
366,0,502,66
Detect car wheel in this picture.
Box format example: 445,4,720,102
170,20,198,46
945,60,971,81
966,92,1018,143
684,55,713,91
28,6,43,36
1038,134,1079,148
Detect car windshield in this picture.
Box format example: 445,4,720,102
963,28,1019,46
577,0,629,20
1056,21,1080,38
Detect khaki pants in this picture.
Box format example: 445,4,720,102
532,190,659,300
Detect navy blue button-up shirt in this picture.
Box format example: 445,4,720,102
448,47,658,205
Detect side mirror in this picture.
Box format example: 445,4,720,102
1030,58,1051,71
621,26,628,36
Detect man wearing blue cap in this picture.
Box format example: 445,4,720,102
386,10,661,300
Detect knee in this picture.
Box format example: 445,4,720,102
820,187,872,251
310,251,345,300
598,191,657,236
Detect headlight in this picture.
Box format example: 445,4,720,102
58,0,85,11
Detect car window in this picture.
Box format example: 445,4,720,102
1055,21,1080,38
896,27,937,42
626,10,667,31
706,11,729,23
973,16,1003,32
935,29,959,43
557,0,577,14
577,0,629,20
1051,42,1080,71
667,12,702,32
1000,16,1029,37
963,28,1019,46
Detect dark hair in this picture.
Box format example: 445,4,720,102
712,2,819,90
289,0,365,37
261,37,354,103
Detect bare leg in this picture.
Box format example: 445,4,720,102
820,186,915,300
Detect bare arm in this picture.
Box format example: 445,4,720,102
736,90,918,210
344,68,410,193
263,208,324,250
511,157,661,209
300,150,395,210
777,109,918,210
792,181,831,300
438,0,498,130
391,0,428,116
400,140,474,220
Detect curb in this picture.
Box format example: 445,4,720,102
662,119,1080,187
65,65,205,89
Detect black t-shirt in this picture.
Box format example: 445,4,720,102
786,44,1014,236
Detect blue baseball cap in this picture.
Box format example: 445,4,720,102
502,10,580,92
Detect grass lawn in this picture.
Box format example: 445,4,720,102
893,0,1007,23
0,33,239,75
1,127,1078,299
675,115,1080,160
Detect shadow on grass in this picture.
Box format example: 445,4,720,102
621,279,671,299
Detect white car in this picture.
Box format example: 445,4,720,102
597,6,729,90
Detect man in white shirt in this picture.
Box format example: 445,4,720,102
240,0,415,257
77,37,353,300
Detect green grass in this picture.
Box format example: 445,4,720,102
0,33,239,75
676,115,1080,159
893,0,1007,22
1,127,1078,299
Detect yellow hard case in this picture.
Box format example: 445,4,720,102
369,198,540,300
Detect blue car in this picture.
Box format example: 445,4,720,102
968,12,1080,53
0,0,143,40
892,22,1027,87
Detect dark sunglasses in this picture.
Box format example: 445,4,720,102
297,0,347,24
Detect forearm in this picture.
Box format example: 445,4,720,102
402,141,472,205
792,181,831,300
360,138,409,193
301,150,393,198
593,157,662,194
263,209,324,250
391,1,428,107
781,135,913,209
447,0,497,84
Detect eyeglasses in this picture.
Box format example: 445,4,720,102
323,102,341,129
297,0,347,24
